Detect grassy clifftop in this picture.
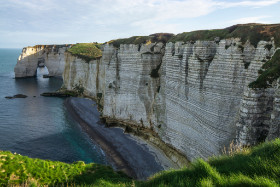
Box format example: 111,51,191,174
1,139,280,186
169,23,280,48
67,43,102,63
106,33,174,48
67,24,280,63
107,24,280,48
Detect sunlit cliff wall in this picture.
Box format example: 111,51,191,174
16,40,280,161
14,45,69,78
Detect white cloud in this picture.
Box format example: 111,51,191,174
217,0,280,8
3,0,58,11
71,0,280,30
1,0,279,31
0,0,280,47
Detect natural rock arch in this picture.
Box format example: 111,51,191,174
14,45,70,78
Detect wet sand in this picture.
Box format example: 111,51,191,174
64,97,177,180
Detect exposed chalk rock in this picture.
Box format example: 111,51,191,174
16,39,280,161
14,45,70,78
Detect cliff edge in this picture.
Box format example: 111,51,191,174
15,24,280,162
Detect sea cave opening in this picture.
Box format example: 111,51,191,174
36,58,49,78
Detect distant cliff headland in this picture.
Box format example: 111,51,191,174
14,23,280,162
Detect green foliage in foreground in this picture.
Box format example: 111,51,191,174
249,49,280,89
144,139,280,186
1,139,280,186
67,43,102,63
0,152,132,186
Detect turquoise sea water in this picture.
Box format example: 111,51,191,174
0,48,106,164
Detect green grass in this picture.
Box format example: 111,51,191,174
106,24,280,49
67,43,102,63
249,49,280,89
142,139,280,186
0,151,132,186
169,23,280,48
169,29,229,43
66,24,279,66
107,33,174,48
1,139,280,186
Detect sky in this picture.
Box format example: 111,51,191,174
0,0,280,48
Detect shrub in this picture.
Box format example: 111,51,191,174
74,84,85,96
249,49,280,88
150,63,162,78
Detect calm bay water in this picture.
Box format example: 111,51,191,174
0,48,106,164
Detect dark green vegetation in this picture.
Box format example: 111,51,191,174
169,23,280,48
105,24,280,49
0,151,132,186
249,49,280,89
74,84,85,96
107,33,174,48
1,139,280,186
150,63,162,78
144,139,280,186
67,43,102,63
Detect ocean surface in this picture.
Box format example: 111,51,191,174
0,48,106,164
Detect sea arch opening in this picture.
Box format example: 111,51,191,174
36,57,49,78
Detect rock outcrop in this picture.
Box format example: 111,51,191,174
61,39,280,160
14,45,70,78
15,37,280,161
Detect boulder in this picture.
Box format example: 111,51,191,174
5,94,28,99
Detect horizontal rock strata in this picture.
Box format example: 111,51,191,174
16,39,280,162
15,45,70,78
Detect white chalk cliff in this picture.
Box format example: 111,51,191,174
15,39,280,161
14,45,70,78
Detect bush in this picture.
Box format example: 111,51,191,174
74,84,85,96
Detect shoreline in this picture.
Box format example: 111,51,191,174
64,98,136,178
64,97,178,180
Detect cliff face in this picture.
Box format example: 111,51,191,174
15,38,280,161
61,39,279,160
63,52,105,98
160,40,276,159
14,45,70,78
